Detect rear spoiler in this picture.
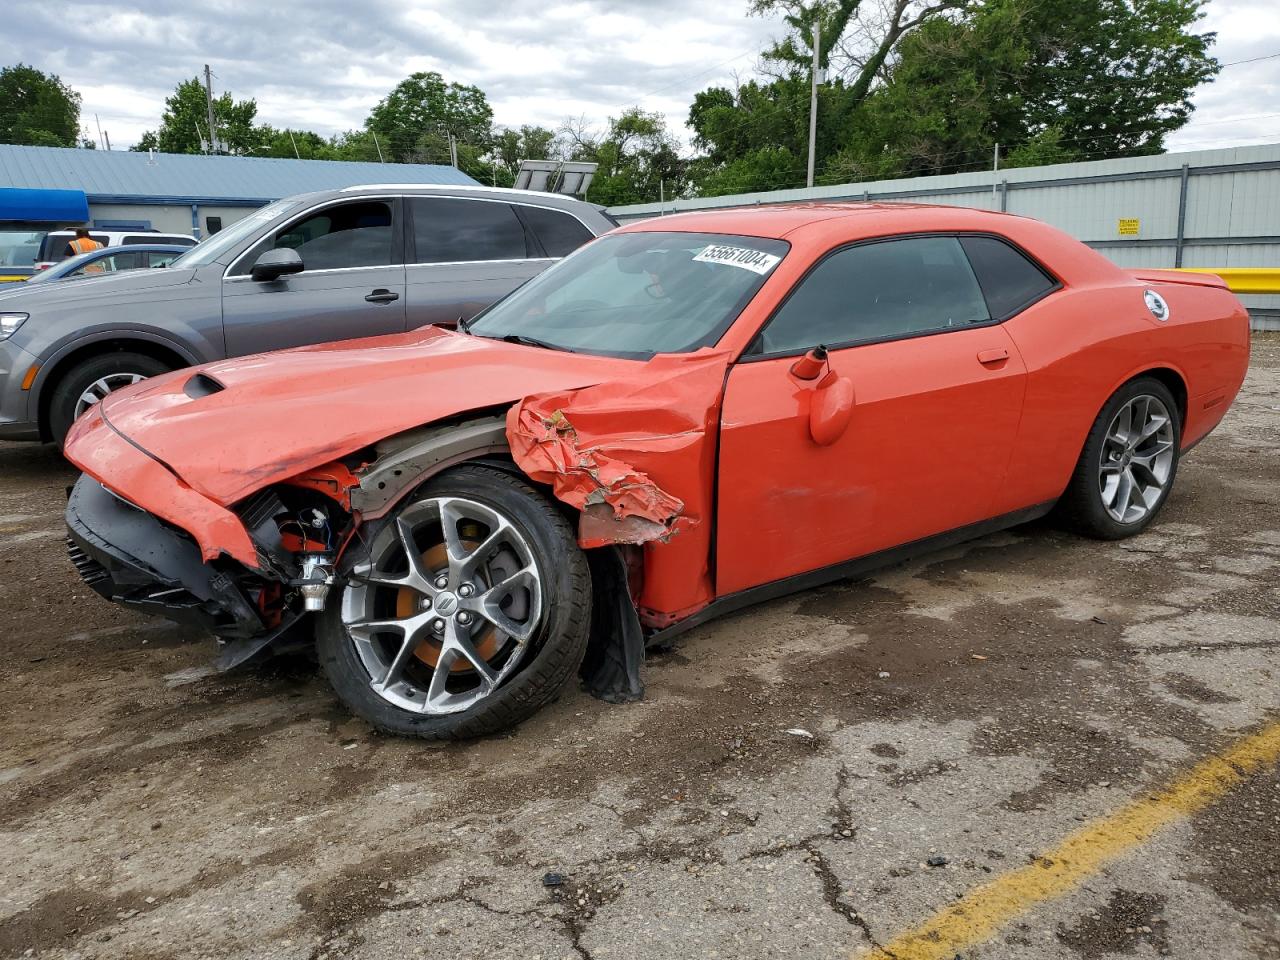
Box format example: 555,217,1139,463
1128,269,1228,290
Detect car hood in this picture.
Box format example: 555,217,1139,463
0,264,196,306
97,326,637,506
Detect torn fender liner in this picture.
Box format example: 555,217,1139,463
506,351,732,547
580,548,644,703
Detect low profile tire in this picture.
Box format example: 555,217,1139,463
1058,376,1181,540
316,464,592,739
49,351,171,446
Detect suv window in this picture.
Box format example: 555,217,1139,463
757,236,990,355
236,200,393,274
70,251,142,276
122,235,155,245
518,205,594,258
40,234,109,262
410,197,529,264
959,235,1057,319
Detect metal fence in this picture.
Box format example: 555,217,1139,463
608,143,1280,329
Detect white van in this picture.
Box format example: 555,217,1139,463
34,230,198,272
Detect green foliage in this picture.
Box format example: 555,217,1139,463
566,109,686,206
688,0,1220,195
0,64,82,147
133,78,260,155
364,71,494,163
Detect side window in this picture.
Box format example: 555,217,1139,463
147,251,180,268
236,201,393,274
518,205,594,258
70,251,140,276
410,197,529,264
122,235,154,245
757,236,989,354
959,236,1057,319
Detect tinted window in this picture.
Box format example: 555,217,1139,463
959,236,1057,318
122,235,155,245
757,236,989,354
519,205,593,258
410,197,528,263
69,251,141,276
237,200,393,273
147,251,181,268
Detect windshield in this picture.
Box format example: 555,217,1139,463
170,198,303,268
467,231,790,358
0,229,45,269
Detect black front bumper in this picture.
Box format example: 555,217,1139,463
66,475,266,638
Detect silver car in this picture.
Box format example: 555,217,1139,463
0,185,615,444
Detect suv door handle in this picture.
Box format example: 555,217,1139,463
977,347,1009,365
365,289,400,304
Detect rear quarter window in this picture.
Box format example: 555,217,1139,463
959,236,1058,319
518,205,594,258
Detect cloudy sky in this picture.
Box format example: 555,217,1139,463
4,0,1278,160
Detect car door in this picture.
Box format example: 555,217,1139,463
403,196,552,329
221,197,407,355
715,234,1029,596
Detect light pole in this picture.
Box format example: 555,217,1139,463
807,19,821,188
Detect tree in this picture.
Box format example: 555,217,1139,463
0,64,82,147
489,125,561,186
364,71,494,165
133,77,261,154
688,0,1220,194
564,109,686,206
833,0,1219,178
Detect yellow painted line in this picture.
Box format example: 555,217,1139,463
855,718,1280,960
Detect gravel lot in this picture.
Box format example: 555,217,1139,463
1,337,1277,960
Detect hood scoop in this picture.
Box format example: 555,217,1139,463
183,372,226,399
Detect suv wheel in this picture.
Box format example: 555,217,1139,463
49,352,170,445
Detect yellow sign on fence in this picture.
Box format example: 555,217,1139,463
1117,218,1141,237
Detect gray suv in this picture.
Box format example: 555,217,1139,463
0,185,615,444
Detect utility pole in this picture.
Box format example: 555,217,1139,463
448,132,459,168
288,129,300,159
203,64,220,154
372,131,385,163
103,131,111,151
94,114,105,150
992,143,1000,208
806,19,821,188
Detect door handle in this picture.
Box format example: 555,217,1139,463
365,289,400,304
977,347,1009,365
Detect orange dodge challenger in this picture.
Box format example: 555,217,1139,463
63,203,1250,738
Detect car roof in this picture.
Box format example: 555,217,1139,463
615,201,1027,241
288,183,604,212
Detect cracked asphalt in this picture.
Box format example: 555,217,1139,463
1,336,1277,960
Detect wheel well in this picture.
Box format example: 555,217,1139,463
1135,367,1188,428
37,339,191,441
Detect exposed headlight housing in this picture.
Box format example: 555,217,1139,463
0,313,28,340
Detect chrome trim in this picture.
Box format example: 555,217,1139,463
222,263,406,283
406,257,557,269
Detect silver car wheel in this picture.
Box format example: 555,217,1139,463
74,373,146,419
341,496,544,715
1098,394,1176,524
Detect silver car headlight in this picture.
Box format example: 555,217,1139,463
0,313,28,340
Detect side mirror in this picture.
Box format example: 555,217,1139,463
250,247,304,282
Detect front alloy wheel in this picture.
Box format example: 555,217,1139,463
317,464,592,739
344,495,543,715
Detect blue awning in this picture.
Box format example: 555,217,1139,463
0,187,90,224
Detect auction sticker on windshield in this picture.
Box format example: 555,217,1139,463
693,244,782,275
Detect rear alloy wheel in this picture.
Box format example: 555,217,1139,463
317,464,592,739
1059,376,1181,540
49,351,171,446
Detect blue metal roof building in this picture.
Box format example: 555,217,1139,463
0,144,477,238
